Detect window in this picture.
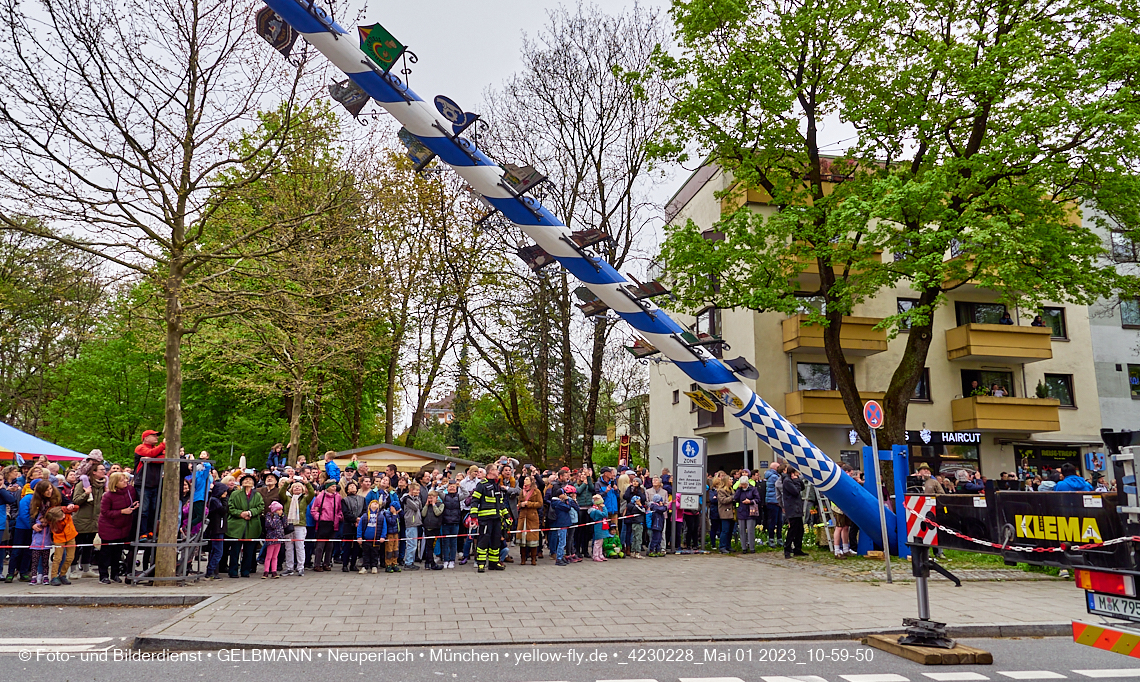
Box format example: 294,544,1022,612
897,298,920,331
672,390,679,405
1122,298,1140,328
694,307,723,358
1129,365,1140,399
689,383,725,428
1041,307,1067,339
1111,229,1140,263
696,402,725,429
960,369,1015,397
1043,374,1075,407
794,293,827,315
797,362,854,391
913,368,932,402
955,301,1007,326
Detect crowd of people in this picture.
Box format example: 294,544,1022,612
0,430,1113,584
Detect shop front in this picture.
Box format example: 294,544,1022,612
1014,444,1083,480
906,429,982,477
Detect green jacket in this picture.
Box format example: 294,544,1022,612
226,489,265,539
72,478,105,534
278,482,315,526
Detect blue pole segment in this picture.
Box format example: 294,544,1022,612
257,0,893,551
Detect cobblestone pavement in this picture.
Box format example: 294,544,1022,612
142,553,1086,646
751,552,1063,582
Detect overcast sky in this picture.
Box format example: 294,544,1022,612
354,0,672,116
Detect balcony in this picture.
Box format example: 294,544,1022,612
945,323,1052,363
785,390,886,427
951,396,1060,432
782,314,888,356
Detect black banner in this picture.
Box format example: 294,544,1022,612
255,7,300,59
329,79,369,118
933,490,1130,568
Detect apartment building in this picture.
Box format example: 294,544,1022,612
1088,206,1140,433
646,165,1105,480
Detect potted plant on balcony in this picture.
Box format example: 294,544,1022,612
1035,380,1050,399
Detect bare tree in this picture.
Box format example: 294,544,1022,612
0,0,311,578
482,2,670,467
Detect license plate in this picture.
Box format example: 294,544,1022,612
1087,592,1140,622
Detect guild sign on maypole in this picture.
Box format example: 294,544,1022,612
358,23,405,72
254,6,300,58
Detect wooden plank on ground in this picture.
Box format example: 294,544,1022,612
862,634,993,665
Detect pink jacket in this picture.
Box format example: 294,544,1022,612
309,491,343,531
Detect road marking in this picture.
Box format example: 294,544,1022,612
0,638,112,645
680,678,745,682
997,674,1066,680
598,679,658,682
764,676,830,682
841,676,911,682
0,637,115,654
924,675,990,681
1073,673,1140,679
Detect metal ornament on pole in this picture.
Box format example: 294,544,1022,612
863,400,892,584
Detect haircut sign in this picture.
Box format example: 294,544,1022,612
673,436,706,512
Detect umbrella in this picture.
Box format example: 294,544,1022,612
0,421,85,462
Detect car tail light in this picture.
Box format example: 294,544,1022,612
1076,569,1136,597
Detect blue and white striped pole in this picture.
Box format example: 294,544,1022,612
258,0,896,551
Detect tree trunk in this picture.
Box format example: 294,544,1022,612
536,281,550,465
581,318,607,469
350,358,363,449
384,351,399,444
287,380,304,467
309,371,324,459
881,288,941,447
558,274,574,467
155,261,185,580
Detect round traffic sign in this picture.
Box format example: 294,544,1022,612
863,400,884,429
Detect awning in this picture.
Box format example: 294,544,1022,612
0,421,85,462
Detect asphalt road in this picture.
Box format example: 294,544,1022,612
0,636,1137,682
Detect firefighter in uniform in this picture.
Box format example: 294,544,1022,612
471,465,512,573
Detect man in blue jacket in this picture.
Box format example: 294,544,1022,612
1054,463,1094,492
764,463,783,548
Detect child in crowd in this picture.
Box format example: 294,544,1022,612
263,501,285,579
627,494,647,559
648,494,667,557
357,499,385,574
28,480,60,585
589,495,608,562
45,504,80,586
383,502,401,573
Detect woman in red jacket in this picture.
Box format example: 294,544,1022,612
97,473,138,583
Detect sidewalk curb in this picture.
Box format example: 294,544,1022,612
0,595,209,607
132,622,1073,651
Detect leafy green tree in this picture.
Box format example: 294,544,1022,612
653,0,1140,448
0,227,106,433
41,296,164,464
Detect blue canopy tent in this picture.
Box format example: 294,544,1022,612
0,421,85,462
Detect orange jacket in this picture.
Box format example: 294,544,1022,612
51,507,78,544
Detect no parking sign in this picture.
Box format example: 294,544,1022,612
863,400,884,429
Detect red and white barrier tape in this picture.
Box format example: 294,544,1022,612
925,519,1140,553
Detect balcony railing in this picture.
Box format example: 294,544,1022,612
945,323,1052,363
782,314,888,356
950,396,1060,432
785,390,886,427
